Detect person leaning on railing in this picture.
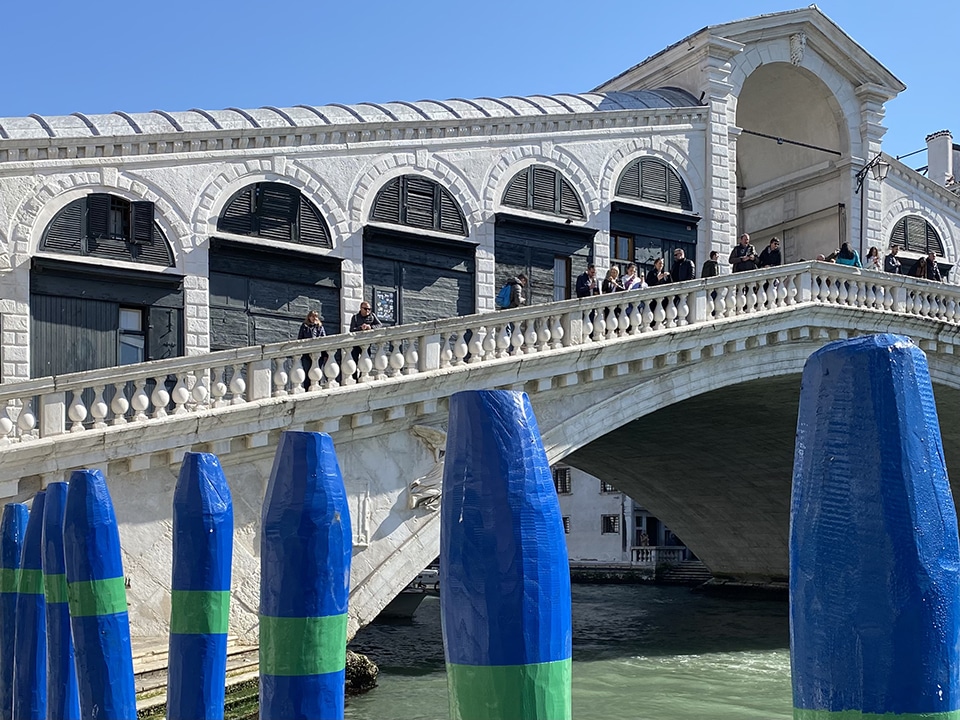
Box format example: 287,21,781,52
729,233,758,272
349,302,382,378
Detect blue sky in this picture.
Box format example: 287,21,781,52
4,1,956,165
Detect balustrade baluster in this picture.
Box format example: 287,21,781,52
355,351,373,382
323,350,342,388
827,278,840,304
452,333,468,364
173,375,193,410
388,343,405,376
582,311,594,341
592,313,605,341
439,335,454,368
289,362,306,394
210,367,228,407
604,306,618,340
228,366,247,404
131,379,151,420
341,348,358,385
403,339,419,374
17,399,37,438
110,382,129,425
618,306,632,335
652,300,666,330
482,326,497,359
495,325,511,358
676,295,690,326
151,379,171,419
189,371,209,408
0,402,14,442
920,293,932,317
68,392,88,431
535,318,551,352
90,386,109,428
664,297,678,328
468,327,485,362
510,323,525,354
271,361,289,397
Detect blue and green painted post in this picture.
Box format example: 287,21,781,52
167,452,233,720
62,469,136,720
440,390,572,720
0,503,28,720
13,491,46,720
791,334,960,720
259,431,352,720
41,482,79,720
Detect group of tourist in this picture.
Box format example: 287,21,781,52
816,242,943,281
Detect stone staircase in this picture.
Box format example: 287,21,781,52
657,560,713,586
134,637,259,718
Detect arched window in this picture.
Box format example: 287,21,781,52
371,175,467,235
218,182,332,248
616,157,692,212
502,166,584,219
890,215,944,255
41,195,173,266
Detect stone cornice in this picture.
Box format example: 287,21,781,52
0,107,707,170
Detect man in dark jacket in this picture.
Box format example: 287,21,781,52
758,237,782,268
701,251,720,278
575,264,599,298
670,249,696,282
729,233,758,273
884,245,901,274
350,302,382,332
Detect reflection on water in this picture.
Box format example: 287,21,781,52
347,584,793,720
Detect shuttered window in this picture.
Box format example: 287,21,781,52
217,182,332,248
502,166,585,219
890,216,944,255
370,176,467,236
616,158,692,212
40,196,172,266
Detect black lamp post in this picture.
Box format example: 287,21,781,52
856,153,891,256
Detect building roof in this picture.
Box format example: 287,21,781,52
0,88,700,142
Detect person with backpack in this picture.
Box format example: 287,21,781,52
496,274,527,309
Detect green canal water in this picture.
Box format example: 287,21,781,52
345,583,793,720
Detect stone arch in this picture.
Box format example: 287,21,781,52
193,159,349,251
727,40,858,159
599,138,704,213
348,153,483,232
882,200,956,261
11,170,190,269
482,145,602,221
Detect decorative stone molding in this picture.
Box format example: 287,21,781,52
790,32,807,66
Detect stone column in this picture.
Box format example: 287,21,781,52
855,84,892,255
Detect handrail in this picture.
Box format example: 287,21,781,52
0,260,954,442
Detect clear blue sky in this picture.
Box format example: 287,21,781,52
4,1,956,165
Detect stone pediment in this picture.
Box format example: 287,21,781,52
596,6,905,102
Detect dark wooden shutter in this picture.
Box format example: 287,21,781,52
130,202,154,244
616,161,641,198
42,200,84,254
256,184,298,242
372,178,402,224
926,222,944,255
531,167,557,213
148,306,182,360
891,218,907,247
503,169,529,209
219,186,255,235
640,160,668,205
438,189,466,235
559,178,584,218
404,177,437,230
297,201,331,247
86,194,111,239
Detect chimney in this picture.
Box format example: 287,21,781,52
926,130,954,186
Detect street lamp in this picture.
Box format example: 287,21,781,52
855,153,891,194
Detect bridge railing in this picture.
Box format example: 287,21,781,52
0,261,954,444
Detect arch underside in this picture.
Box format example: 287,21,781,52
559,357,960,584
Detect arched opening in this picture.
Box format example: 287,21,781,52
211,182,341,348
736,63,850,262
364,175,474,325
31,194,182,377
495,165,594,305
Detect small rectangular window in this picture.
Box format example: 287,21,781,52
601,515,620,535
119,307,145,365
600,481,617,493
562,516,570,534
553,467,571,495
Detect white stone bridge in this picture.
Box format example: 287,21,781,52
4,261,960,642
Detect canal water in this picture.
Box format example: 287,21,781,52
345,583,792,720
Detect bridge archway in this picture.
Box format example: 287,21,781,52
736,61,851,263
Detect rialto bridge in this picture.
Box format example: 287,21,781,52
2,262,960,641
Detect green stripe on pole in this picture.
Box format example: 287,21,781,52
259,613,347,676
0,568,19,593
170,590,231,635
794,711,960,719
66,577,127,617
17,568,43,595
43,573,68,604
446,659,572,720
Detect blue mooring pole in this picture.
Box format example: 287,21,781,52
13,492,46,720
0,504,28,720
791,334,960,718
440,390,572,720
63,470,136,720
167,452,233,720
41,482,79,720
259,432,352,720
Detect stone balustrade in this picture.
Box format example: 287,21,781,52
0,260,954,446
630,546,687,566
